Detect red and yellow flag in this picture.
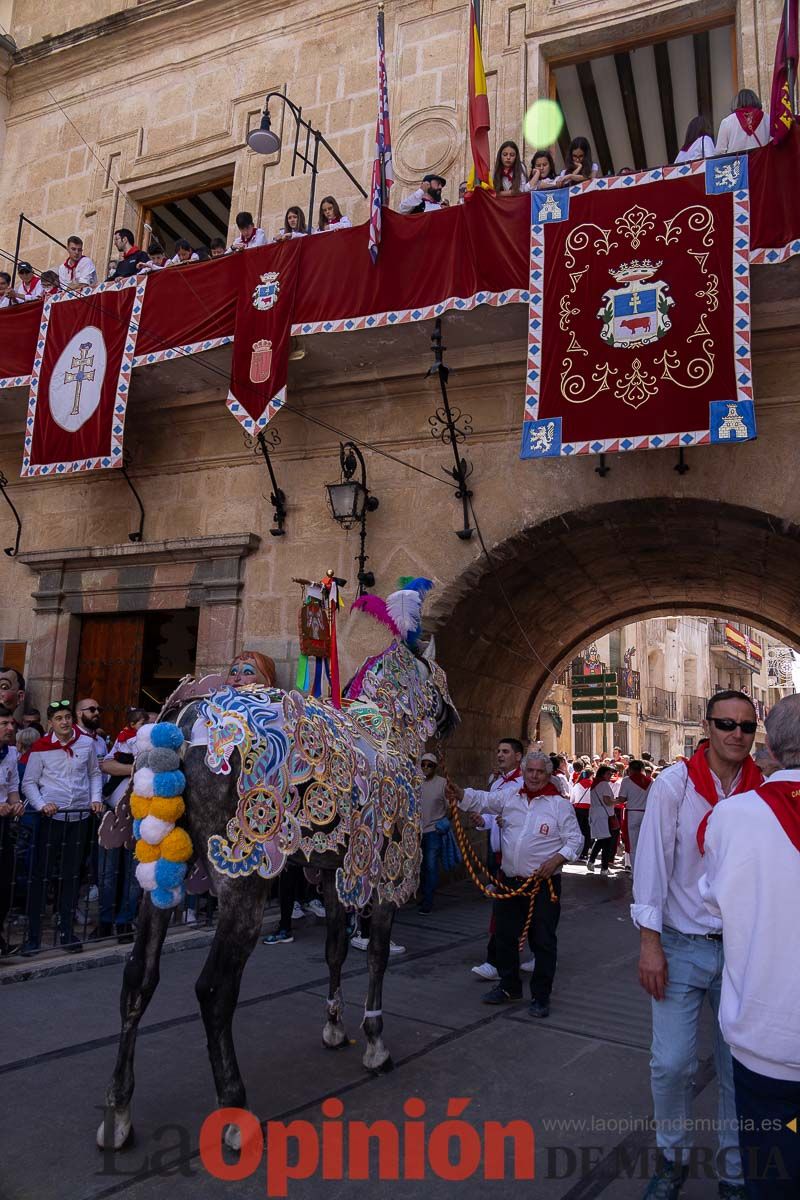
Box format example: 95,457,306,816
466,0,492,191
770,0,799,144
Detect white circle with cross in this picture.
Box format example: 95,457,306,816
48,325,107,432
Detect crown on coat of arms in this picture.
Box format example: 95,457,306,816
609,260,662,283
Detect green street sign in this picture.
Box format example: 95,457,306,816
572,673,617,685
570,686,618,700
572,713,619,724
572,698,619,711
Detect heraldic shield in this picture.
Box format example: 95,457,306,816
249,339,273,384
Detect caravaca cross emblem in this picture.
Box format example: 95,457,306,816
64,341,96,416
597,261,674,349
252,271,281,312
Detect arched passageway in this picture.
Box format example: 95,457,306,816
431,498,800,780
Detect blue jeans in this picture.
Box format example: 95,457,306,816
650,926,743,1184
98,845,140,926
420,831,444,909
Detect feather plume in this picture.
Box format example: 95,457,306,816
397,576,434,596
385,588,423,639
351,594,400,636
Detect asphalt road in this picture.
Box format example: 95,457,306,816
0,867,725,1200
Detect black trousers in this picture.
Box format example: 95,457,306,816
734,1056,800,1198
278,862,307,932
26,814,90,945
574,808,591,858
0,817,16,934
495,872,561,1001
588,833,618,869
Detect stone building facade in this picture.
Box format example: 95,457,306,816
0,0,797,782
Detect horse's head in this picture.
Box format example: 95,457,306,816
412,635,460,739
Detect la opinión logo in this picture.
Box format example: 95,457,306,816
200,1097,535,1196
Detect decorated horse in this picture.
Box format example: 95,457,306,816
98,580,458,1151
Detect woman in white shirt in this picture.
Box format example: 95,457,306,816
674,115,716,163
716,89,770,154
586,765,618,874
528,149,558,191
491,140,530,194
315,196,352,233
274,206,308,242
556,137,600,186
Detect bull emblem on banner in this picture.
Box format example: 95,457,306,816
597,260,673,349
252,271,280,311
249,339,273,384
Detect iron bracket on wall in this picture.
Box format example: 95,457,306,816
245,429,287,536
674,448,690,475
426,318,474,540
121,452,145,543
0,472,22,557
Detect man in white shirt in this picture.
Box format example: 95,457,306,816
633,691,761,1200
448,750,582,1017
166,239,199,266
470,736,524,981
700,694,800,1199
398,174,447,214
0,707,21,956
230,210,268,251
16,262,43,302
617,759,651,868
21,699,103,955
58,235,98,292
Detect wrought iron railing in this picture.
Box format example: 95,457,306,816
616,667,641,699
646,686,677,719
683,694,705,723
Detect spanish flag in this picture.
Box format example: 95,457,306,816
467,0,492,191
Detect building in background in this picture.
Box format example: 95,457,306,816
536,618,797,760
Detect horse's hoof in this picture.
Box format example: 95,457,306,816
323,1023,350,1050
323,1034,351,1050
367,1054,394,1075
96,1109,134,1150
223,1123,242,1152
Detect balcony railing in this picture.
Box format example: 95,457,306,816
646,686,677,720
683,694,705,723
616,667,641,699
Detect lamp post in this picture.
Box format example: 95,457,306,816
325,442,379,596
247,92,368,232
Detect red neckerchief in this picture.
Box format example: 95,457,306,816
43,286,60,297
21,276,40,295
239,228,256,245
502,167,514,181
116,725,137,744
123,245,141,259
30,727,82,757
689,740,763,853
756,780,800,852
735,106,764,137
627,771,651,791
62,255,82,278
501,767,522,784
519,782,560,801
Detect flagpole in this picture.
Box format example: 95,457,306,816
378,1,387,205
788,0,798,111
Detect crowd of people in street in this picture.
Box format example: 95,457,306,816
0,88,771,309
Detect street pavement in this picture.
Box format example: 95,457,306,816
0,865,726,1200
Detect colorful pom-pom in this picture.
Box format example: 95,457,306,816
132,818,142,840
145,748,180,774
130,794,150,820
155,858,187,890
149,795,185,823
151,723,185,751
160,826,193,862
135,838,160,863
135,861,158,890
153,770,185,798
139,815,174,846
136,724,155,752
151,886,183,909
133,767,155,798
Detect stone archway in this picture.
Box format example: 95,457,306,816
431,498,800,781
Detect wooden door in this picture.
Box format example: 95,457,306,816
75,615,145,740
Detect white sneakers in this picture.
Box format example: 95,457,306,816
586,861,595,873
471,962,500,981
291,902,305,920
305,899,326,919
350,934,406,955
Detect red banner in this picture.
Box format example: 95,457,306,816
226,238,304,432
22,276,146,476
522,161,753,458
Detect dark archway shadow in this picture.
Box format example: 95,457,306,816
430,498,800,779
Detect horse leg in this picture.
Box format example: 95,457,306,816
97,897,172,1149
195,875,268,1151
320,868,350,1049
362,899,396,1073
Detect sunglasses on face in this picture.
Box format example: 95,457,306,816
80,705,100,712
709,717,757,735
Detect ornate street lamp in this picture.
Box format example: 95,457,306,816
325,442,379,595
247,92,367,232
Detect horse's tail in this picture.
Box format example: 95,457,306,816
130,722,193,909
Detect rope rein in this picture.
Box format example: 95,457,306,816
447,793,558,951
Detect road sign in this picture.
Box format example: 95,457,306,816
572,713,618,724
573,698,619,712
571,687,618,702
572,673,617,685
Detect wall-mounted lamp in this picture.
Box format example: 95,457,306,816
325,442,379,595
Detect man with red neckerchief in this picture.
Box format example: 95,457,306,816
58,235,98,292
700,693,800,1199
633,690,761,1200
447,750,582,1017
109,228,149,280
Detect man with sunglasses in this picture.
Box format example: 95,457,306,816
633,690,762,1200
76,698,107,751
21,699,103,955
